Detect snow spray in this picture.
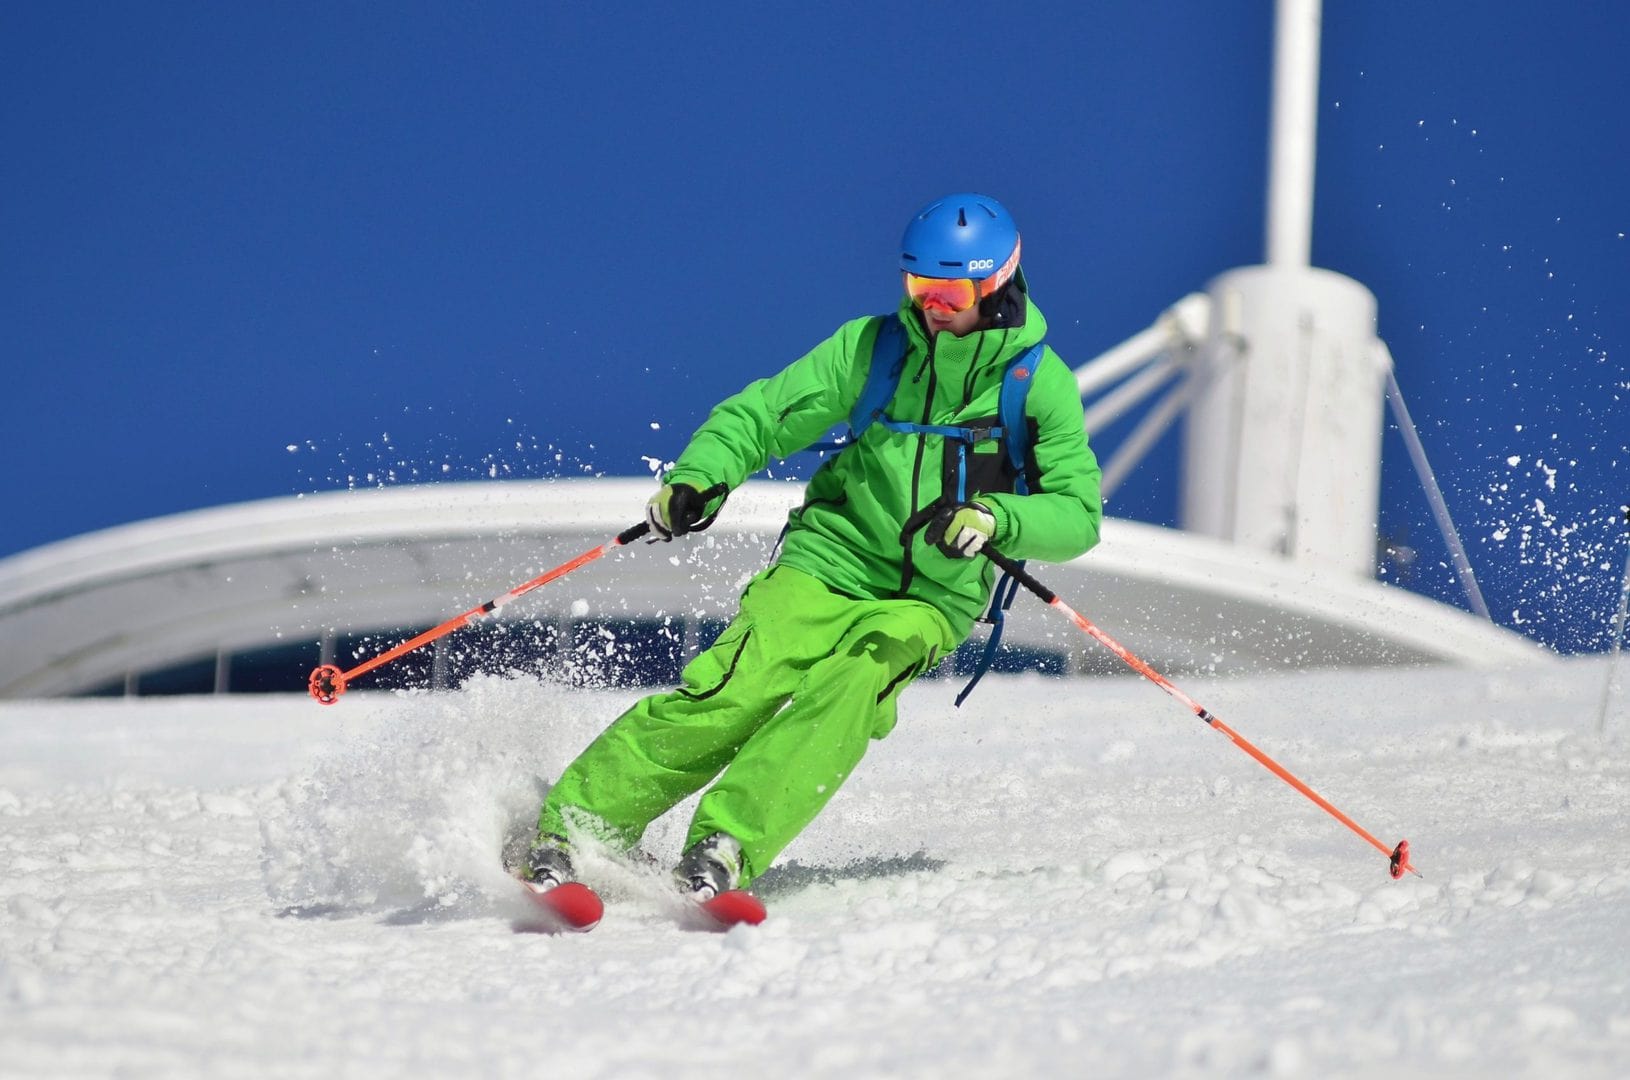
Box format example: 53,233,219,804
1597,504,1630,736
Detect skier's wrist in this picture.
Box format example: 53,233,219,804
662,469,711,494
983,499,1013,548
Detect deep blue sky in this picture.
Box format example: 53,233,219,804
3,3,1626,650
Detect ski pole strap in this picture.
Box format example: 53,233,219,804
954,561,1026,707
956,621,1003,707
992,564,1024,613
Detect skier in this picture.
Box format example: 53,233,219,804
522,192,1102,902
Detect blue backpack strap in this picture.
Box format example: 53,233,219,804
848,314,908,437
872,415,988,504
878,342,1038,505
955,343,1046,707
998,344,1044,496
785,314,904,573
806,314,907,455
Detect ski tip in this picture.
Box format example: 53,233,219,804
520,880,603,932
697,889,767,929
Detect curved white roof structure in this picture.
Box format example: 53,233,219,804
1,3,1549,700
0,479,1546,699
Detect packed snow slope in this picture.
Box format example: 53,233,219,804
3,660,1628,1079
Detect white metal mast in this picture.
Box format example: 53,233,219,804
1178,0,1389,576
1265,0,1320,269
1070,0,1493,603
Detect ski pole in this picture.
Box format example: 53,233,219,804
307,483,728,705
982,547,1419,880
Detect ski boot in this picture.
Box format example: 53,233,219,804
514,836,602,932
674,833,765,927
520,835,576,890
673,832,743,901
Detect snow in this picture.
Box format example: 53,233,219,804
3,661,1629,1078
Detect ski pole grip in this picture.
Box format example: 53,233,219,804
620,482,731,545
982,547,1056,604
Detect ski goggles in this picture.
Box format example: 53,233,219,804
903,272,985,313
902,241,1021,313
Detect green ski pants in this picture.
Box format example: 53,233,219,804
538,564,958,885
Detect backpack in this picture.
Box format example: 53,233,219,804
843,313,1045,706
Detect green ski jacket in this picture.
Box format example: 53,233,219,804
664,292,1103,639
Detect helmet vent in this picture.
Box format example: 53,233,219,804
899,192,1018,281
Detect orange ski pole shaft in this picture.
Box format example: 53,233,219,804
984,548,1418,880
308,483,726,705
307,530,632,704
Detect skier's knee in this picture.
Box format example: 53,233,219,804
843,629,915,672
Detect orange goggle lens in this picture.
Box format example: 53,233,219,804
903,272,980,314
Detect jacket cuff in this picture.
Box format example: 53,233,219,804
662,469,711,491
982,498,1013,548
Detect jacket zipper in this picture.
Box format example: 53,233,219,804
960,334,989,406
899,335,939,597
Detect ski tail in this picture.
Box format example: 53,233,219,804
694,889,766,929
517,880,603,933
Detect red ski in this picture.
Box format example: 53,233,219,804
516,880,603,933
694,889,767,929
511,877,762,932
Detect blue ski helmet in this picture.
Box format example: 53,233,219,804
900,193,1022,290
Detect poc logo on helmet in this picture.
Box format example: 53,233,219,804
968,259,996,271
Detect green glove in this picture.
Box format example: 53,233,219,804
923,501,996,558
